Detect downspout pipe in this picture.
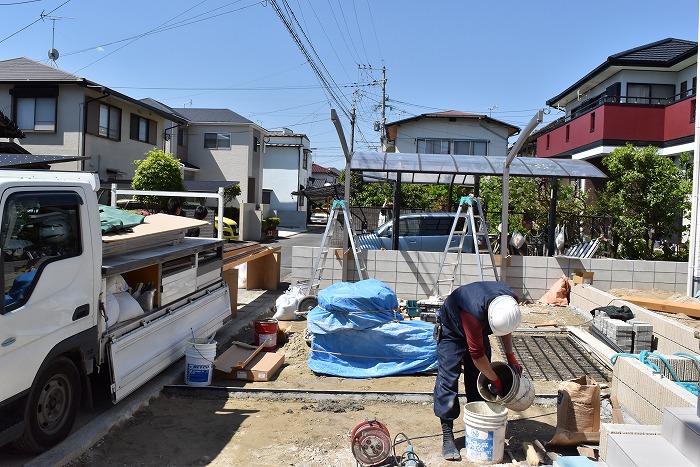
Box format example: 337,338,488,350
500,109,544,283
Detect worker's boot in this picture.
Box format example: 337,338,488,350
440,419,461,461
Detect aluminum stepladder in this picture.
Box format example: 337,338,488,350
296,199,368,315
430,195,499,299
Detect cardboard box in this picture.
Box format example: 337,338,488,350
214,341,284,382
573,270,594,285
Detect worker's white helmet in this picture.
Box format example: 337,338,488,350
488,295,521,336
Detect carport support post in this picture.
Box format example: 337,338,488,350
500,110,544,283
547,180,558,256
331,108,353,281
392,173,402,250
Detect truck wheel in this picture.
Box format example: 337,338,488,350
14,357,81,453
296,295,318,317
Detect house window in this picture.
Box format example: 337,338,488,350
302,150,309,169
417,138,449,154
691,99,696,124
204,133,231,149
254,137,260,153
565,125,570,143
627,83,675,105
590,112,596,133
453,140,487,156
16,97,56,132
177,127,187,147
262,189,271,204
98,103,121,140
546,134,550,150
129,114,157,144
680,81,688,99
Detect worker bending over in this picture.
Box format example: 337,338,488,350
433,281,523,461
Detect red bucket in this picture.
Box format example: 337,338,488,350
254,319,278,351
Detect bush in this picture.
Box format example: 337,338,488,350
262,216,280,232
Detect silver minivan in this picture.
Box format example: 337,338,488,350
357,212,475,252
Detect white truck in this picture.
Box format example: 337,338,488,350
0,170,231,453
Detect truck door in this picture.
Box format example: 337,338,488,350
0,189,97,404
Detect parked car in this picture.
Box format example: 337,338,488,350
214,216,238,239
357,212,476,252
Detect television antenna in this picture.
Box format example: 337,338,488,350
41,13,73,66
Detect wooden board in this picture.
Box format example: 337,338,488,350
618,295,700,318
102,213,207,243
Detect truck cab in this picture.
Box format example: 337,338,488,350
0,171,230,453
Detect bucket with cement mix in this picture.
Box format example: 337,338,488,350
463,401,508,464
255,319,279,351
184,339,216,387
477,361,535,412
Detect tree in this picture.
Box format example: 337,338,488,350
132,148,185,211
600,144,691,260
223,184,241,205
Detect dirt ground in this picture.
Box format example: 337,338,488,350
67,286,698,467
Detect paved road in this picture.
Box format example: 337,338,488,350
0,227,324,466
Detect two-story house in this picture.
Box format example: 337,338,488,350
0,57,188,181
383,110,519,157
535,38,697,163
262,129,311,230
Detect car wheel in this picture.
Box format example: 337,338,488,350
13,357,81,453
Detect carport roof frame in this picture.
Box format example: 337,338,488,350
350,151,607,184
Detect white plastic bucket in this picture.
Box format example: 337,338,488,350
463,401,508,464
477,361,535,412
184,339,217,387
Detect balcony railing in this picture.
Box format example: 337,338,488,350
567,89,696,122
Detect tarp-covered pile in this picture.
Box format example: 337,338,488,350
307,279,437,378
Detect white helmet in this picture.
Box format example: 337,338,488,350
487,295,521,336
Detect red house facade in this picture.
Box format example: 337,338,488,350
535,38,697,163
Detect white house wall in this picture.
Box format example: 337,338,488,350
186,123,260,205
84,96,168,179
392,119,511,156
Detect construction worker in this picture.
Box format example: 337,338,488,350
433,281,523,461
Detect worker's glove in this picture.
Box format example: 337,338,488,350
506,352,523,375
487,377,504,397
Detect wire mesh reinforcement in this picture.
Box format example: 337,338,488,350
503,333,611,383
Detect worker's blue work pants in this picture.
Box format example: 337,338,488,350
433,311,492,421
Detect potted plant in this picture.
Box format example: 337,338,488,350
262,216,280,239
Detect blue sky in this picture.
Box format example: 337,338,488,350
0,0,698,169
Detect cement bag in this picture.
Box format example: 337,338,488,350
547,375,601,446
105,293,120,328
539,274,570,306
273,285,305,321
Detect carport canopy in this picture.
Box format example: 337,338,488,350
350,151,608,182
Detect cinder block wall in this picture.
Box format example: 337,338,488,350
291,246,688,302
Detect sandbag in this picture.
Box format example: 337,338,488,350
273,292,299,321
539,274,570,306
547,375,601,446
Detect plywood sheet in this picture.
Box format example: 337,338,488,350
102,213,207,243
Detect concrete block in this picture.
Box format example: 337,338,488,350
373,270,397,283
612,356,697,424
599,423,661,462
661,407,700,465
633,261,655,272
418,251,441,264
394,281,417,298
646,355,700,381
605,433,695,466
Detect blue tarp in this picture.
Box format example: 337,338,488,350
307,279,438,378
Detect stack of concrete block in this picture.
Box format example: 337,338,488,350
592,311,654,353
628,318,653,353
645,354,700,382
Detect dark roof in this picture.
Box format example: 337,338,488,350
172,108,255,125
386,110,520,137
292,183,344,201
139,98,189,121
547,38,697,106
0,154,87,169
312,163,340,175
0,58,187,123
0,57,83,82
0,109,24,138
